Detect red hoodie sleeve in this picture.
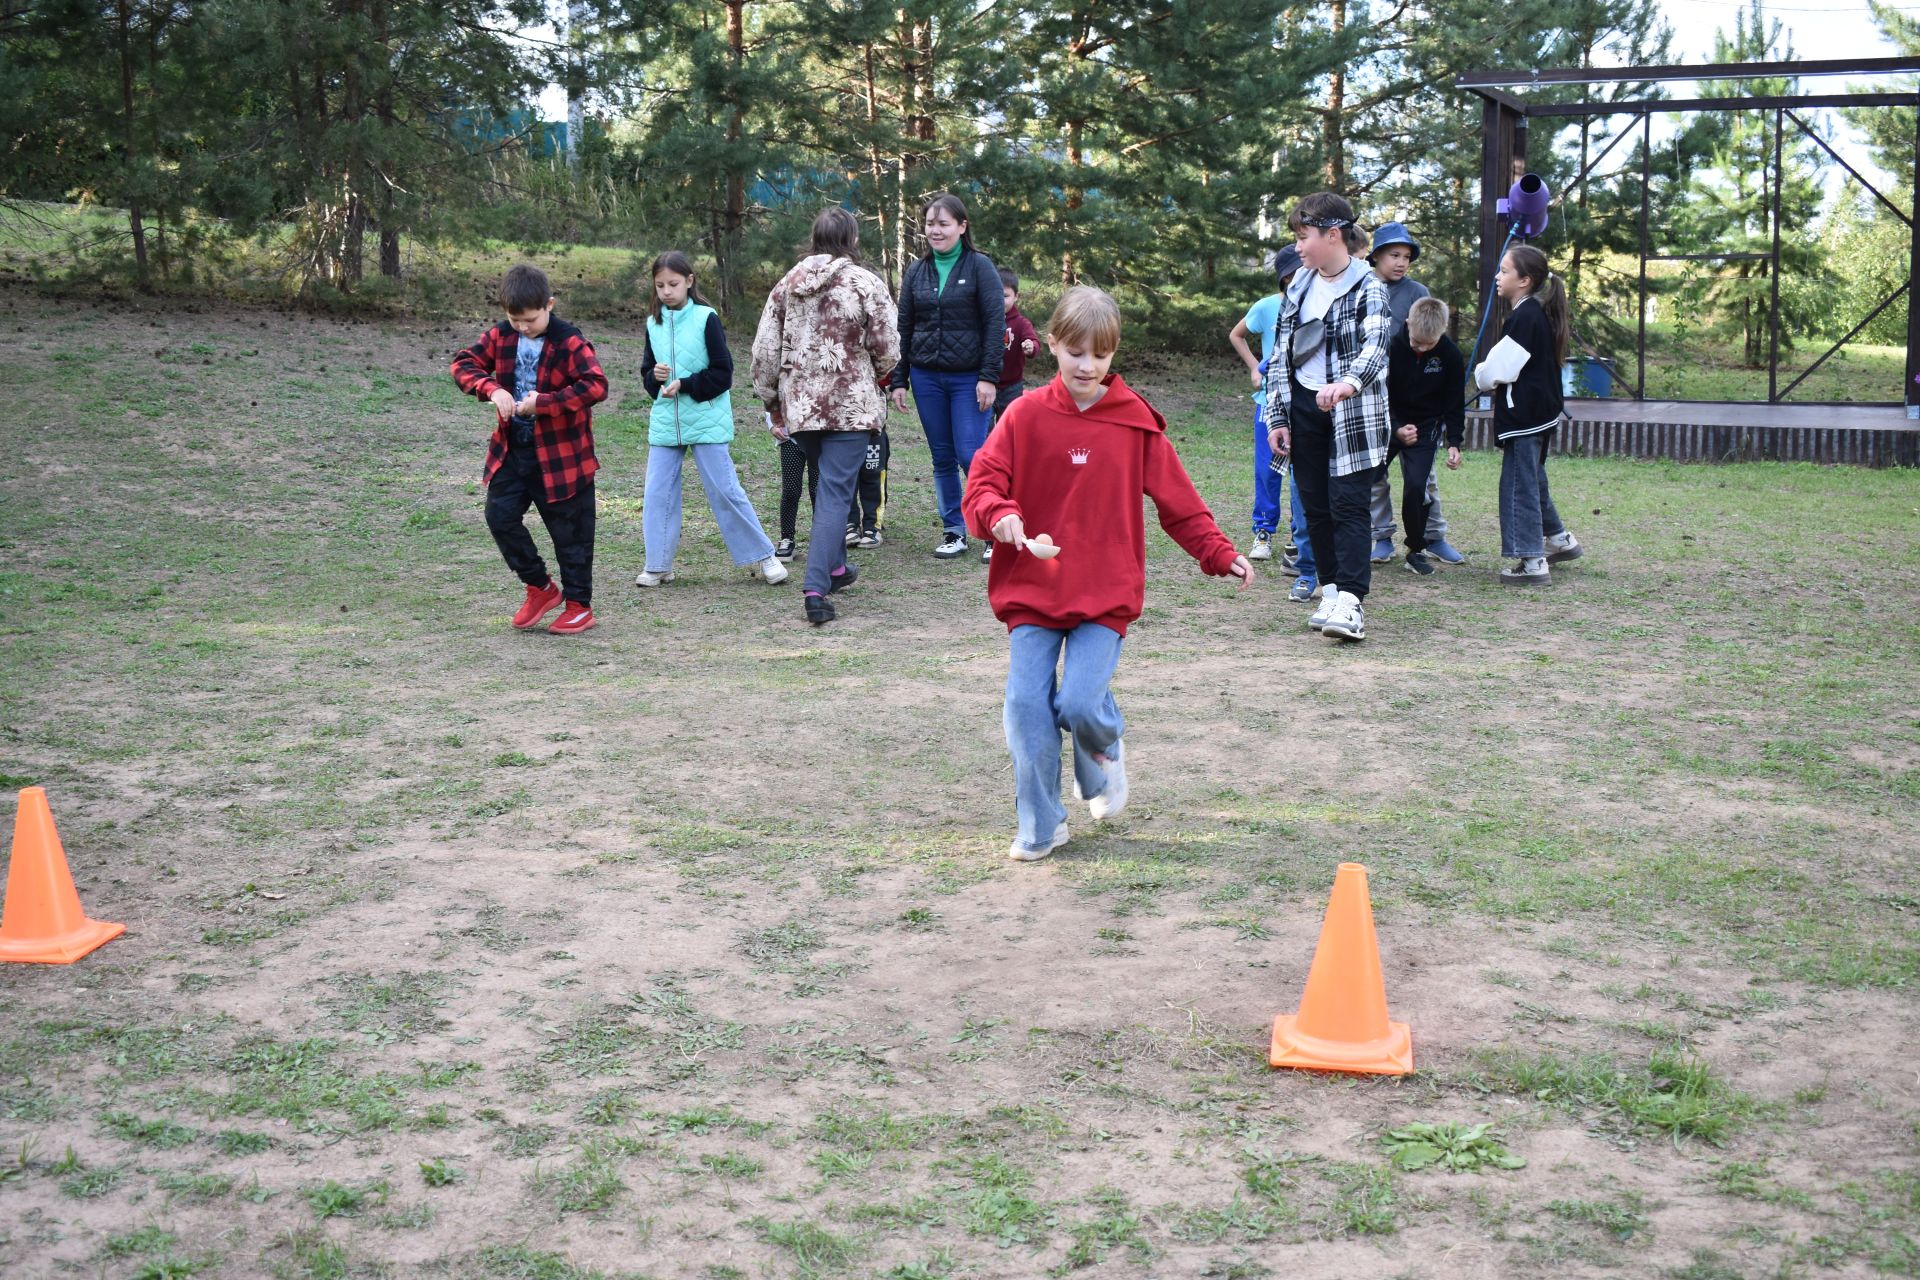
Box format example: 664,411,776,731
962,412,1022,539
1143,433,1238,575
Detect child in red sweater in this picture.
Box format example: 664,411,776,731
964,287,1252,861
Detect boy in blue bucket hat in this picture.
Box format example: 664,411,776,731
1365,222,1465,566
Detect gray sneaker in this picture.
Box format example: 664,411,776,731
1288,575,1319,603
1008,821,1070,862
1320,591,1366,641
1087,740,1128,821
1307,583,1340,630
1544,532,1584,564
1500,557,1551,586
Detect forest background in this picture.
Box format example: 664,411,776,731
3,0,1918,380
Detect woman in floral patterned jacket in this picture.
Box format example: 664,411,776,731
751,207,901,626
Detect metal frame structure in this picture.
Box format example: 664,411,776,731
1458,58,1920,409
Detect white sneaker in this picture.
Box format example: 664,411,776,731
1321,591,1366,642
1544,531,1584,564
754,557,790,585
1307,583,1340,631
634,569,675,587
1248,533,1273,562
1008,821,1070,862
1499,557,1550,586
1087,741,1128,820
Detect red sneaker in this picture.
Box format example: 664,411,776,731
548,600,596,634
511,581,563,630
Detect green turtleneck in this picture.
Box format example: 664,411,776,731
933,242,963,292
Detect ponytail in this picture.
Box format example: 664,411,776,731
1506,243,1569,364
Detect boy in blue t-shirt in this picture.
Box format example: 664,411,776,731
1227,246,1317,601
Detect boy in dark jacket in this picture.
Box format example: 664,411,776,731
451,263,609,634
1384,297,1466,577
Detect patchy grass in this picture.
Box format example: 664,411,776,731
0,292,1914,1277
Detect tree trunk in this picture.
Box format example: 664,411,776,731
376,0,399,278
721,0,746,308
115,0,149,291
341,0,365,289
863,43,892,289
566,0,588,176
895,9,918,273
1063,117,1083,285
1323,0,1345,190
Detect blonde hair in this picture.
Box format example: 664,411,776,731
1407,297,1449,346
1047,286,1122,354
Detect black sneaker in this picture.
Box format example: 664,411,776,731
933,533,968,559
804,594,835,625
774,538,796,562
854,530,882,549
844,524,860,547
828,562,859,593
1404,551,1435,577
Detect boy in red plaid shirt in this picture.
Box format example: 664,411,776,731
452,264,609,634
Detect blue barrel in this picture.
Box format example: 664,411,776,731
1561,356,1615,398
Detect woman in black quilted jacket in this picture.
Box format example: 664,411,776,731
888,193,1008,560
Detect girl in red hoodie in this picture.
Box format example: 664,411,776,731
964,288,1253,861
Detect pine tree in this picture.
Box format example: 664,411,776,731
1680,0,1825,366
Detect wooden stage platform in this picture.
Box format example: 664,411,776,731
1461,400,1918,466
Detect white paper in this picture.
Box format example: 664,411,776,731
1476,336,1531,391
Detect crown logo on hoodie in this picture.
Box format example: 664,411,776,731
1068,447,1090,465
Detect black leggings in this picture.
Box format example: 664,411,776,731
852,430,889,533
778,436,818,540
1385,426,1439,554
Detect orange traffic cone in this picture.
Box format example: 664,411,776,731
0,787,124,964
1269,862,1412,1076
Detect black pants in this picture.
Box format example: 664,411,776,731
1385,424,1440,554
852,430,889,533
486,447,595,606
778,435,818,540
1289,379,1383,600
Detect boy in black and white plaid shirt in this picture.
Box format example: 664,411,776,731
1262,192,1393,643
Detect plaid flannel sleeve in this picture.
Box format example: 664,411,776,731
536,333,608,418
451,327,507,400
1261,305,1295,430
1329,281,1394,477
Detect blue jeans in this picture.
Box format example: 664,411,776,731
1251,403,1286,536
911,367,993,536
1498,433,1566,558
1004,623,1125,852
642,443,775,572
1287,467,1317,579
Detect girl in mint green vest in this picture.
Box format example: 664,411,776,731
637,252,786,588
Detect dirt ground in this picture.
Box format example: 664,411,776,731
0,290,1916,1279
